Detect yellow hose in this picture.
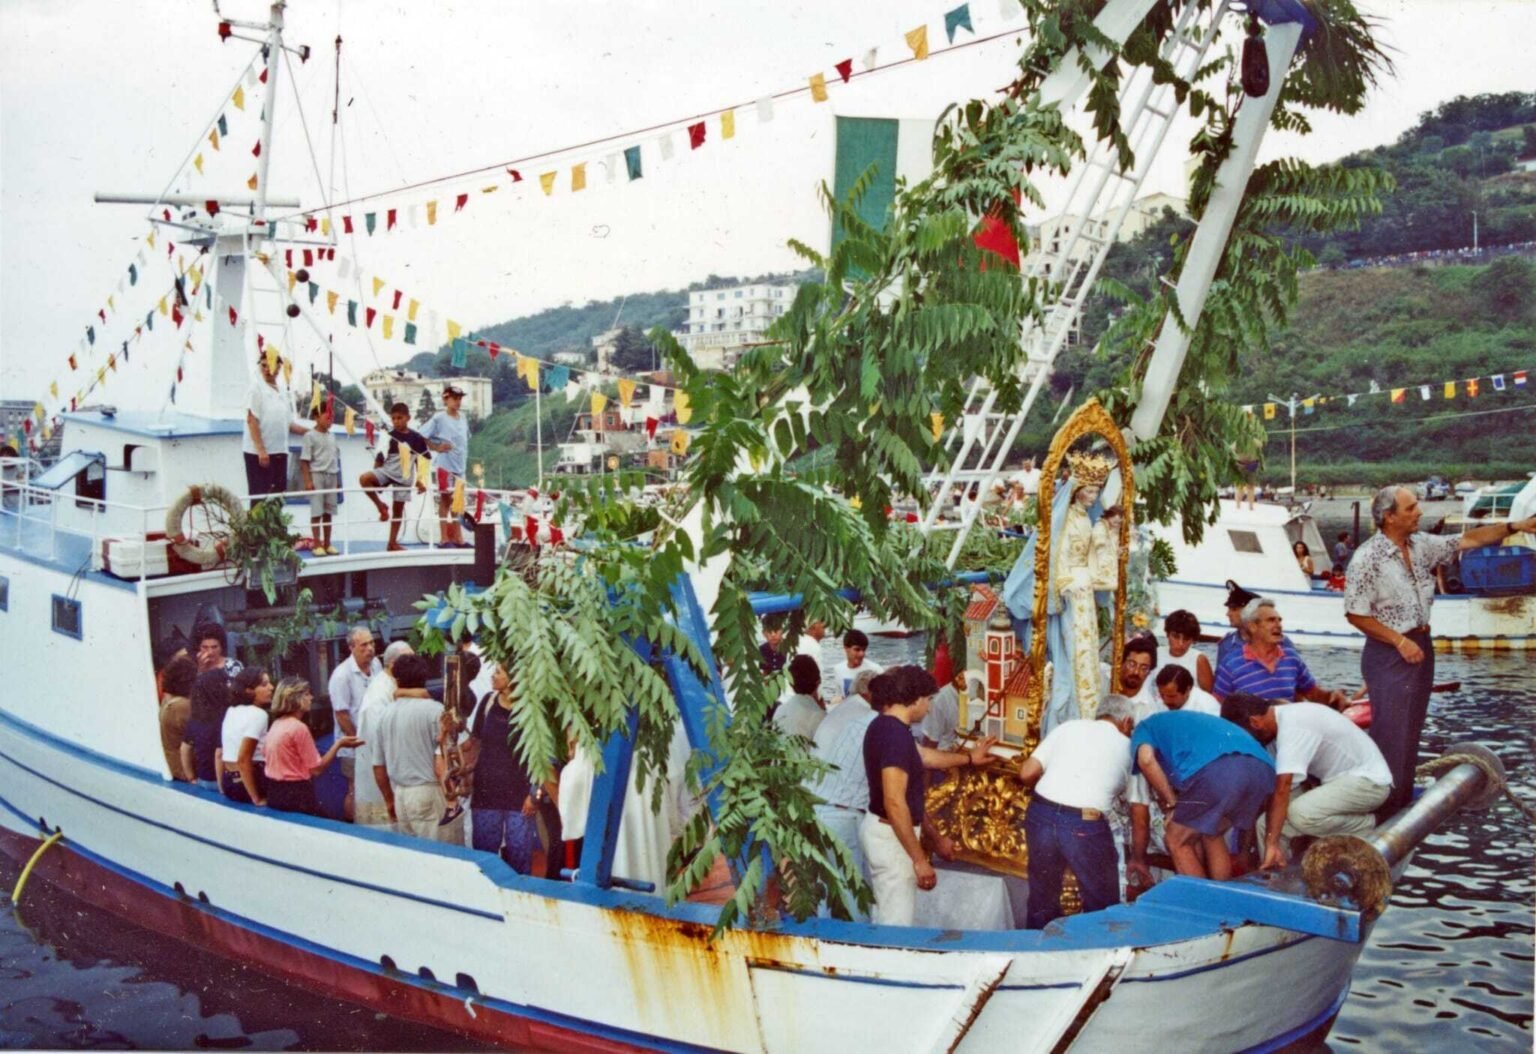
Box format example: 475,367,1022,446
11,831,63,905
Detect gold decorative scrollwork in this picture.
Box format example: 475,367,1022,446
926,759,1031,877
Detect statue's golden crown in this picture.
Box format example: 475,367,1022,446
1065,451,1114,488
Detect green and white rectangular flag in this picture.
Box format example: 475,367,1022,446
829,116,935,259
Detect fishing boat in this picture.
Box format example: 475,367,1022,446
1150,491,1536,651
1,2,1516,1051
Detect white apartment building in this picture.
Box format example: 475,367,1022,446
361,369,494,420
672,282,798,370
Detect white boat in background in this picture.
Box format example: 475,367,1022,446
1152,496,1536,651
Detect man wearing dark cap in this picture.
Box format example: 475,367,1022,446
420,384,471,547
1216,579,1260,670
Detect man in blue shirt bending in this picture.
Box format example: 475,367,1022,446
1131,710,1276,881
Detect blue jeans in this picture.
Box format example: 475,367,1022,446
471,807,539,874
1024,795,1121,929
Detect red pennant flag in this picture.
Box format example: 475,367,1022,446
22,419,32,435
645,416,658,439
285,249,293,269
229,306,238,326
688,122,706,149
71,397,78,411
205,199,220,216
507,168,523,182
69,354,77,370
259,66,268,84
305,216,318,232
365,306,377,328
257,333,265,350
172,305,185,327
474,489,487,520
364,419,376,445
98,308,106,323
167,240,175,257
303,249,313,267
163,209,171,222
325,248,336,261
392,289,403,310
386,208,397,230
549,524,564,546
835,58,854,82
252,140,261,157
455,193,468,211
488,343,500,359
342,215,354,234
973,189,1023,269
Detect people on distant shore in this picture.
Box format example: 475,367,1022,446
1017,694,1135,928
158,655,198,782
360,402,429,552
1222,694,1392,868
1345,485,1536,813
1213,598,1348,708
220,667,273,805
181,669,230,790
420,383,471,548
263,677,360,816
1162,609,1214,692
299,404,342,555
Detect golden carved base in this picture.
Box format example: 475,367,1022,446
925,760,1030,878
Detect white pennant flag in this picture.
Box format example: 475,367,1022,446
338,258,353,280
862,47,879,70
428,310,440,341
136,248,146,266
1419,385,1431,400
1346,393,1358,407
605,154,619,183
565,380,583,403
657,132,675,161
408,204,420,229
756,96,775,123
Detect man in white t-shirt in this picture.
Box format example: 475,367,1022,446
328,626,383,816
1017,694,1135,928
1011,458,1042,499
1154,665,1221,717
353,641,412,829
1222,694,1393,869
831,629,884,702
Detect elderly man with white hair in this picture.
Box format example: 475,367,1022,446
1345,484,1536,812
352,640,412,829
327,625,383,816
1212,598,1348,708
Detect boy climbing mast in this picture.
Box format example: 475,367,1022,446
359,402,429,551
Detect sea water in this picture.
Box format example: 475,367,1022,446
1,645,1530,1051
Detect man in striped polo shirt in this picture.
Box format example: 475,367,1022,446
1212,598,1348,708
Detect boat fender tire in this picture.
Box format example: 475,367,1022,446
166,483,244,566
1301,835,1392,919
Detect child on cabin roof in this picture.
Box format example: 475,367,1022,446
358,403,428,552
300,404,341,556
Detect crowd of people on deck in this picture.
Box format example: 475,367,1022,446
241,349,473,552
147,482,1534,931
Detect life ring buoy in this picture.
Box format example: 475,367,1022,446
166,483,245,566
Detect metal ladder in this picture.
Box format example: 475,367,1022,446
922,0,1229,567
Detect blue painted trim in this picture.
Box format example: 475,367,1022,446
49,593,83,640
1165,578,1482,605
578,710,638,889
62,410,248,440
1237,983,1348,1053
0,521,141,594
0,793,724,1054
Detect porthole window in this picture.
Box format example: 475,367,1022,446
51,594,82,639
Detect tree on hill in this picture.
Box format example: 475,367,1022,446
1475,256,1535,320
609,326,656,373
416,388,436,424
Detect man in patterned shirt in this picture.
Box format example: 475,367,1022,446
1345,485,1536,812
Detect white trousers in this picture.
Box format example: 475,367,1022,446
859,812,916,927
393,783,448,841
1259,775,1391,849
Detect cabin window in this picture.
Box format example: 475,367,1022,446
1228,529,1263,554
75,458,106,509
0,574,9,611
51,594,82,639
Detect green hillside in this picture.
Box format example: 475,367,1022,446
467,391,582,490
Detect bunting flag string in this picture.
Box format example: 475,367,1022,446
271,3,1005,232
1242,364,1534,428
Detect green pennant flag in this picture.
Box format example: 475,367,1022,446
944,3,973,42
452,339,468,368
308,281,319,304
404,322,417,345
364,212,377,236
217,114,228,136
128,263,137,285
144,312,153,331
347,300,358,326
625,145,643,181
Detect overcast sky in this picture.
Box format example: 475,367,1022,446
2,0,1531,411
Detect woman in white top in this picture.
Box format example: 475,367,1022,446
1162,609,1215,692
243,353,306,504
218,666,274,806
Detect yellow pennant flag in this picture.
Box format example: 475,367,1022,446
670,429,690,456
591,391,608,417
617,378,636,408
451,478,466,516
673,390,692,424
210,129,220,151
287,271,298,293
482,184,499,194
407,298,420,322
265,346,279,375
382,315,394,340
809,73,828,102
96,367,107,385
326,290,339,314
33,402,45,422
107,353,117,372
247,173,259,191
446,319,462,343
320,217,331,236
416,454,433,484
426,200,438,225
1262,403,1276,420
310,380,323,412
158,296,169,317
399,444,411,479
343,407,356,435
193,154,204,174
571,163,586,192
721,109,736,140
524,358,539,389
930,412,944,441
42,421,52,442
905,25,929,59
49,381,58,399
1444,380,1456,398
147,231,156,248
107,294,115,312
233,85,245,110
515,354,530,381
539,171,557,196
372,276,385,298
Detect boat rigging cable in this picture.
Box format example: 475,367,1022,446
268,24,1024,223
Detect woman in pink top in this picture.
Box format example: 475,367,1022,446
263,677,361,815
